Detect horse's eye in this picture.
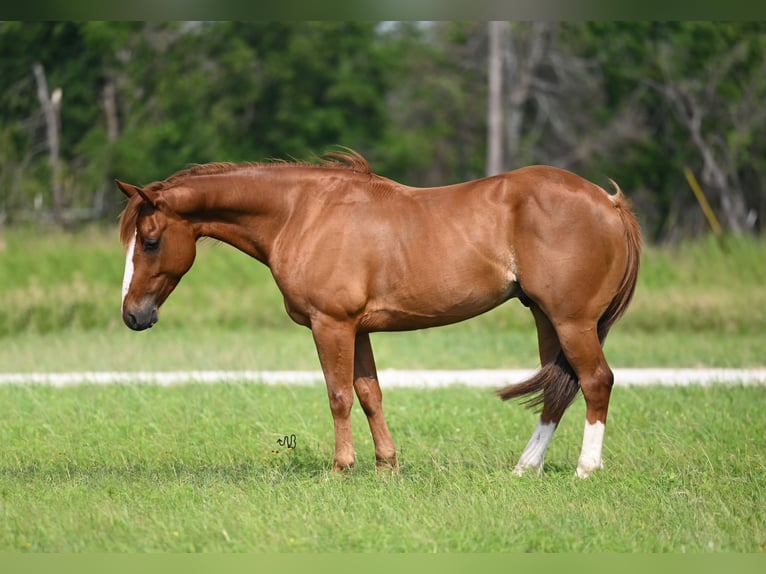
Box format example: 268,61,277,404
143,237,160,252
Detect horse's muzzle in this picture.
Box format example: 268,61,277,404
123,303,158,331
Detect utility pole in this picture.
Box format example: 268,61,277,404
486,21,505,177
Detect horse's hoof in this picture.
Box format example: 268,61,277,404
575,460,603,478
513,464,543,477
376,457,400,472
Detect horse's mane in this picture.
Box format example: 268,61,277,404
119,148,372,246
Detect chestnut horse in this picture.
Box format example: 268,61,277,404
118,150,641,478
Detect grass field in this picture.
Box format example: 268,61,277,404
1,226,765,553
0,382,764,552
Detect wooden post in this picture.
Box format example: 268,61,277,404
684,166,723,238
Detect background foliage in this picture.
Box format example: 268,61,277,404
1,21,764,241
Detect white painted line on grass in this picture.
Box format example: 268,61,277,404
0,368,764,388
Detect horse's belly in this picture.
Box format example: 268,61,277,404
361,271,519,332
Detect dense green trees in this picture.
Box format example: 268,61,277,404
1,21,764,241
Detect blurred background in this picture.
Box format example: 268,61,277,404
1,21,764,242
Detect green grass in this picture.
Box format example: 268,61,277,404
1,226,765,371
1,227,764,553
0,382,763,552
1,326,764,373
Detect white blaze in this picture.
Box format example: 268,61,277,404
576,420,606,478
121,232,136,311
514,420,557,476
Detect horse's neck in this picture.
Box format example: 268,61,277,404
177,170,294,264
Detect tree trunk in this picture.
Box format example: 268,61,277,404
32,62,63,222
94,78,120,216
505,22,549,168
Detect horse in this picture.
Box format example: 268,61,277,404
117,149,641,478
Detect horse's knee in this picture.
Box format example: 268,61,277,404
328,388,354,417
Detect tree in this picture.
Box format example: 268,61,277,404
570,22,766,238
375,21,488,186
648,25,764,234
0,21,764,239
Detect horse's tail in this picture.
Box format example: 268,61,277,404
495,352,579,414
496,179,642,413
597,179,642,341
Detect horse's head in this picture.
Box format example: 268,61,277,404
117,180,197,331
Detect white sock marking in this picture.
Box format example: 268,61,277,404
514,420,556,476
576,420,606,478
121,232,136,311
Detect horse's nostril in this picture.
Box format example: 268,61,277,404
127,313,138,329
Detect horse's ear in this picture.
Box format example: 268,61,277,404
115,180,158,208
115,179,139,198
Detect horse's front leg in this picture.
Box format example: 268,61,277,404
353,332,398,471
311,316,358,471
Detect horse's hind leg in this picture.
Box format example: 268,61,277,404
353,332,398,470
511,305,612,478
555,321,614,478
513,304,564,476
